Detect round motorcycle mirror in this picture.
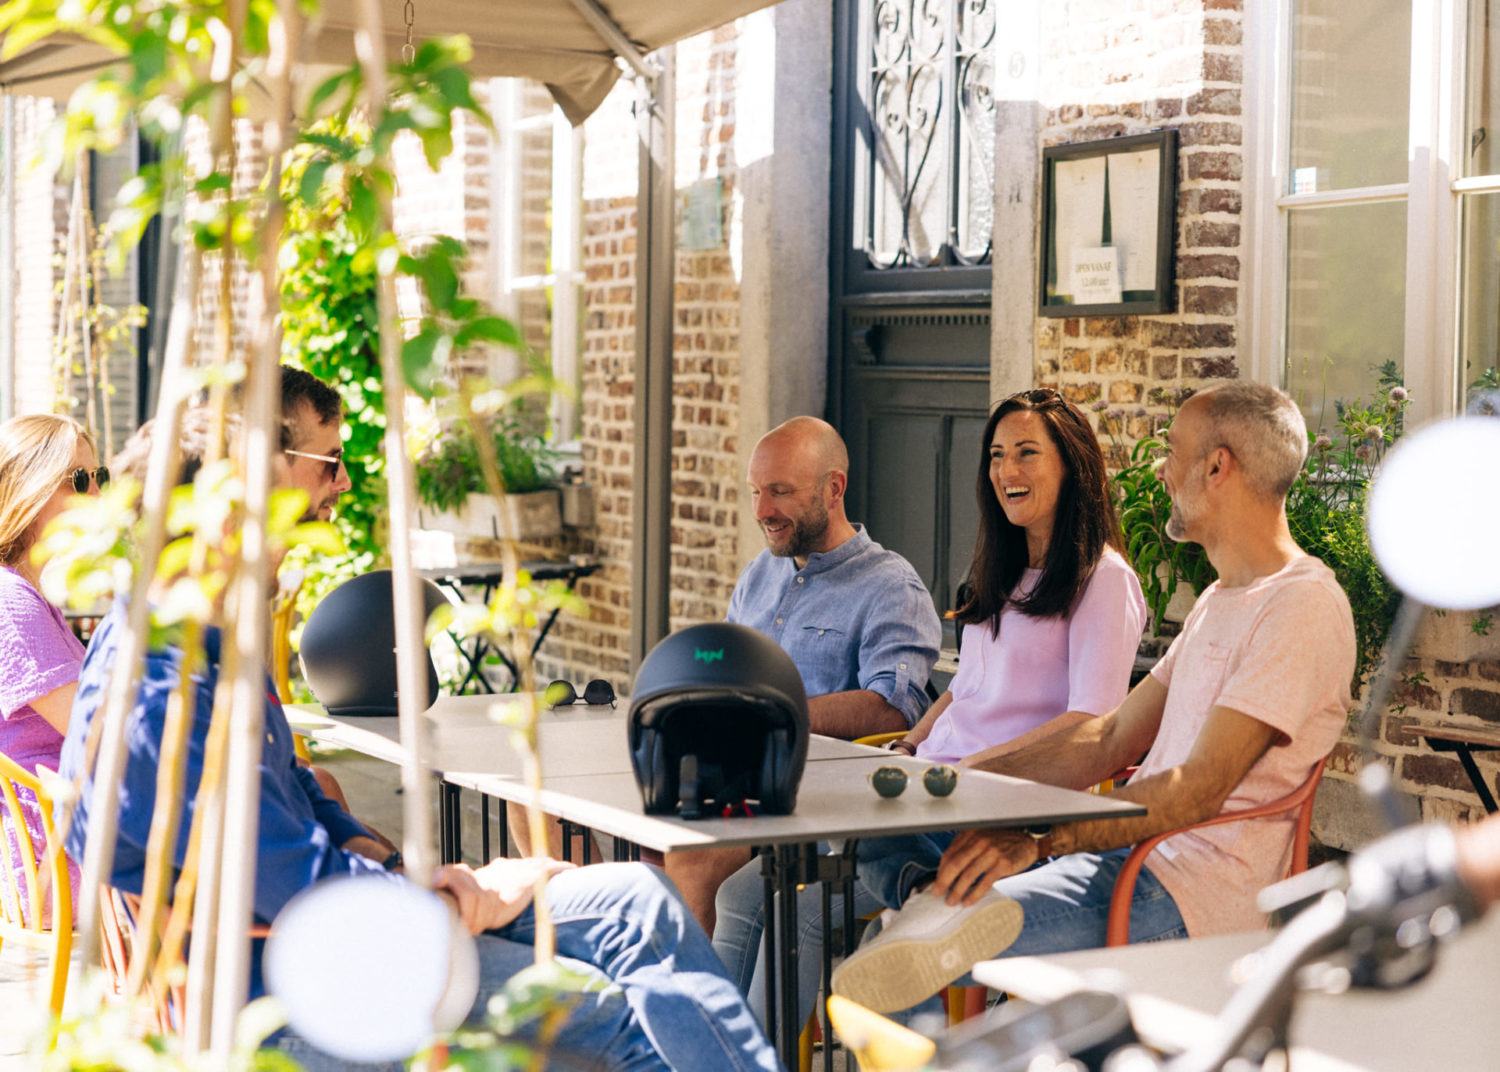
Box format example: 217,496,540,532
265,875,479,1062
1367,416,1500,610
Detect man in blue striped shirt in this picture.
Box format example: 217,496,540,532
728,416,940,739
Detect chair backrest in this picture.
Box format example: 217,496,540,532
0,751,75,1015
1105,760,1327,947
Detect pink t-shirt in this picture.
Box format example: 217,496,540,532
1141,554,1354,937
0,566,85,924
918,549,1146,764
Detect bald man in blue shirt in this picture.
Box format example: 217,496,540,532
668,416,941,932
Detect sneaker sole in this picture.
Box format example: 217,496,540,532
830,897,1023,1014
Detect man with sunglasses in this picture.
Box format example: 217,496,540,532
277,366,353,522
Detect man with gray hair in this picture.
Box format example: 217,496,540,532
832,380,1358,1015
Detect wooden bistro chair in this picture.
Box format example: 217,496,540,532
1105,761,1327,947
0,751,75,1017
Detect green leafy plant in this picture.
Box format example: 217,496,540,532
1105,388,1215,635
412,405,560,514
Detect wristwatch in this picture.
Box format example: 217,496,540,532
381,849,404,871
1024,824,1054,863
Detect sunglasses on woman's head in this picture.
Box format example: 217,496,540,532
66,467,109,493
545,678,617,709
1008,388,1063,406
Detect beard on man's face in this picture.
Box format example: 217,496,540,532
765,498,830,559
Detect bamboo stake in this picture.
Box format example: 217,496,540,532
354,0,438,889
126,619,202,1000
459,381,553,963
70,246,201,975
209,0,298,1054
76,153,97,441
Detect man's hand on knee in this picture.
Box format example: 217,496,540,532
932,828,1040,906
435,857,577,935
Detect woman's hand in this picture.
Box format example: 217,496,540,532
433,857,576,934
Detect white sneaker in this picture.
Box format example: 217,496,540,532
830,889,1023,1014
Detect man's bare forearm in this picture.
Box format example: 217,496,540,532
807,689,909,739
965,713,1129,791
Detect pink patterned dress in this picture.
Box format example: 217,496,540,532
0,566,85,925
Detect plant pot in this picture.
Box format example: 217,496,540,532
416,490,564,542
1152,564,1199,625
1411,608,1500,663
560,481,594,528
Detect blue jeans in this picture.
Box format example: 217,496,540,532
712,832,954,1029
713,839,1187,1028
277,863,782,1071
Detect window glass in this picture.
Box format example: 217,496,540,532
1289,0,1411,193
1284,201,1407,433
1465,0,1500,178
1459,192,1500,400
858,0,993,267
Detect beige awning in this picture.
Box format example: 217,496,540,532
1,0,782,122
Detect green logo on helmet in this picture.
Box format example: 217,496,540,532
694,648,725,664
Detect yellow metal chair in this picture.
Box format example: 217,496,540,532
0,752,75,1017
271,572,312,763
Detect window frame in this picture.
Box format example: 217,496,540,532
1245,0,1465,427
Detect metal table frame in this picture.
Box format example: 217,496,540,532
290,700,1146,1068
418,559,600,694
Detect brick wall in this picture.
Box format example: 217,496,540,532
539,25,746,686
1034,0,1243,467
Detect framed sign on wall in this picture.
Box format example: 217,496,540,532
1038,129,1178,318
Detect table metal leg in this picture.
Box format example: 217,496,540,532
481,794,491,860
760,850,778,1057
776,844,801,1063
1455,744,1500,814
438,781,464,863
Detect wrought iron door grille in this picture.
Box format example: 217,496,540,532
857,0,995,269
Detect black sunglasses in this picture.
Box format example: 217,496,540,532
545,678,616,709
66,466,110,493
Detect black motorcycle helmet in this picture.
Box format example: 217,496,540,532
300,570,448,717
628,622,809,818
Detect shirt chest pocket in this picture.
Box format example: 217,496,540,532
1173,641,1234,718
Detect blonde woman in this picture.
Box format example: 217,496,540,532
0,414,105,910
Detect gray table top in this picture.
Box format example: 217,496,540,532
441,759,1144,853
287,694,1145,852
286,694,883,777
972,908,1500,1071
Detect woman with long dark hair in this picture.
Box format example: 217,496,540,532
712,388,1146,1027
895,387,1143,766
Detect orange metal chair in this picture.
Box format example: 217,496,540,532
0,752,75,1017
100,886,272,1036
1105,761,1326,946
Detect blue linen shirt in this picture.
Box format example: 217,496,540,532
726,525,941,728
59,601,386,942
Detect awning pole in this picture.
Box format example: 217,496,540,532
1,91,14,421
564,0,658,82
628,50,674,672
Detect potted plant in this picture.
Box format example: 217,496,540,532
411,406,565,541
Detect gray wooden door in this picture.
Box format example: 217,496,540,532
829,0,995,643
